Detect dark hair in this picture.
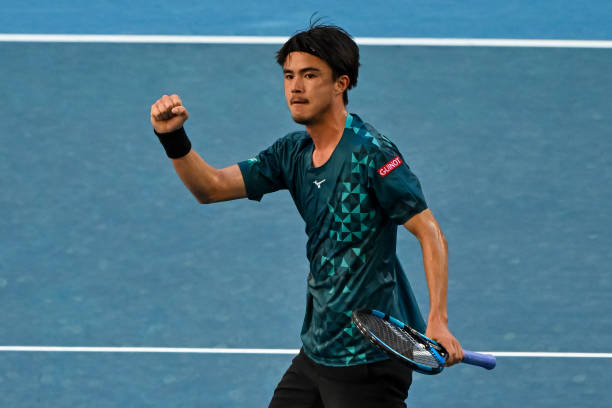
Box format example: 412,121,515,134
276,23,360,105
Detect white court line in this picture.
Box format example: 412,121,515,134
482,352,612,358
0,346,299,354
0,346,611,358
1,34,612,48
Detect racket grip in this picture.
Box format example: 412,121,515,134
462,350,496,370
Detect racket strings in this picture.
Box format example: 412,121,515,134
358,313,442,369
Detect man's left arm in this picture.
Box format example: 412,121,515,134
403,208,464,366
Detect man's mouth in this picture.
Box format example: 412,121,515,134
291,99,308,105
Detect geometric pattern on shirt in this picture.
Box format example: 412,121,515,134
326,146,377,244
319,144,382,365
310,299,380,365
310,310,376,365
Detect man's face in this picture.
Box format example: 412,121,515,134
283,51,339,126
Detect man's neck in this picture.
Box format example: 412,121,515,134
306,107,348,152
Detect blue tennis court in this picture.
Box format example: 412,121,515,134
1,2,611,407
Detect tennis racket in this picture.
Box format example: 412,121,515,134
352,309,496,375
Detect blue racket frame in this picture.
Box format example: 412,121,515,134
353,309,496,375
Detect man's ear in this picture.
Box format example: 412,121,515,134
335,74,350,95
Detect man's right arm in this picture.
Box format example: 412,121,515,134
171,152,246,203
151,94,247,203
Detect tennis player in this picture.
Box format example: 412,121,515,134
151,23,463,407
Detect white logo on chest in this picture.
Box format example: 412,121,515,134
313,179,326,189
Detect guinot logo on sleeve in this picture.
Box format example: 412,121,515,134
377,156,403,177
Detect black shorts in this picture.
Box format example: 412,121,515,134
268,349,413,408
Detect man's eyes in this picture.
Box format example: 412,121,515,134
284,73,317,79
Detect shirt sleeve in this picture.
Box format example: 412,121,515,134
237,137,288,201
369,140,428,224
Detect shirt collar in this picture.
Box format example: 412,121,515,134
345,112,364,130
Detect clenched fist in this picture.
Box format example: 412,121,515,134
151,94,190,134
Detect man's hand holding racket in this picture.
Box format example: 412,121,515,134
352,309,496,374
151,94,190,134
425,318,464,366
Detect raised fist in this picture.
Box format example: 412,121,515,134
151,94,189,134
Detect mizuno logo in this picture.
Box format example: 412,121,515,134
313,179,326,189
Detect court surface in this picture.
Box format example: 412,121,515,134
1,2,611,407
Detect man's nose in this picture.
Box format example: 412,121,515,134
292,77,304,93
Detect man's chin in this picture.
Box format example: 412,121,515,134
291,113,313,126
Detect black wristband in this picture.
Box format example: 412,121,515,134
154,127,192,159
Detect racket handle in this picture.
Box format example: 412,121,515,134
462,350,496,370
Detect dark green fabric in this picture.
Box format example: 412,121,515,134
238,114,427,366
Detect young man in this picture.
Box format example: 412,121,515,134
151,24,463,407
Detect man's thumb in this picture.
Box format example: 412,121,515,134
171,106,188,117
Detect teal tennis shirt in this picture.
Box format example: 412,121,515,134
238,113,428,366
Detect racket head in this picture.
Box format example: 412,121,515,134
352,308,448,375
